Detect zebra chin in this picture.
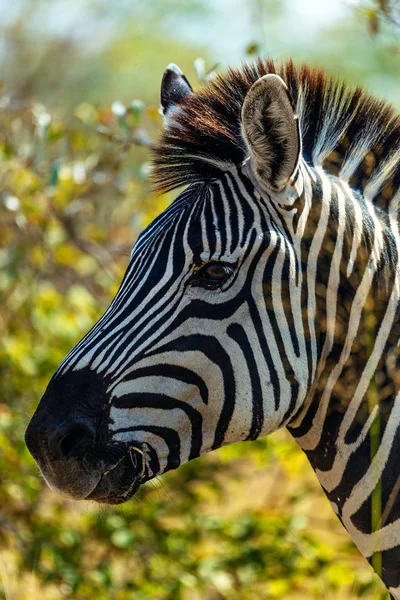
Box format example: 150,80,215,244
84,448,145,505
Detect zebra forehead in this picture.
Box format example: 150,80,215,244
134,173,260,258
152,58,400,209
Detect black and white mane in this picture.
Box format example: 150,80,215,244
152,58,400,214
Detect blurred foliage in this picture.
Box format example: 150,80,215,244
1,0,399,598
355,0,400,36
0,0,206,111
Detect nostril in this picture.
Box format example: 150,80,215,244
59,425,90,458
50,421,95,459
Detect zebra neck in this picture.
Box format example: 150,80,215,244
285,180,400,592
287,319,400,593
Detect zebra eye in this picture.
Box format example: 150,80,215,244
204,262,231,280
191,261,234,289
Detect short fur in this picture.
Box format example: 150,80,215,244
152,59,400,214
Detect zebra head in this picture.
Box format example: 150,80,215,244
25,60,400,595
25,64,308,504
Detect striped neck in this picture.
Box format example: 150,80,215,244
286,165,400,593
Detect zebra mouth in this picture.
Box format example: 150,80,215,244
85,446,146,505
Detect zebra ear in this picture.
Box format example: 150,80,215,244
161,64,194,119
241,74,301,193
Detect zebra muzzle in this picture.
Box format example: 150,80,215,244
84,445,146,504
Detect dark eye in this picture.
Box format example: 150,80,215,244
190,261,234,289
204,263,231,280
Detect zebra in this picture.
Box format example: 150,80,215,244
25,58,400,597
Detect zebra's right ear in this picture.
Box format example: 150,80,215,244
161,64,194,120
241,74,301,193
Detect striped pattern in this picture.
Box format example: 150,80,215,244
55,61,400,596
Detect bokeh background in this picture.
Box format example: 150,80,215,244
1,1,400,599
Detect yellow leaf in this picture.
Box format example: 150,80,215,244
53,243,81,267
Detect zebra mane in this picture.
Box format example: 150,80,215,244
152,59,400,211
